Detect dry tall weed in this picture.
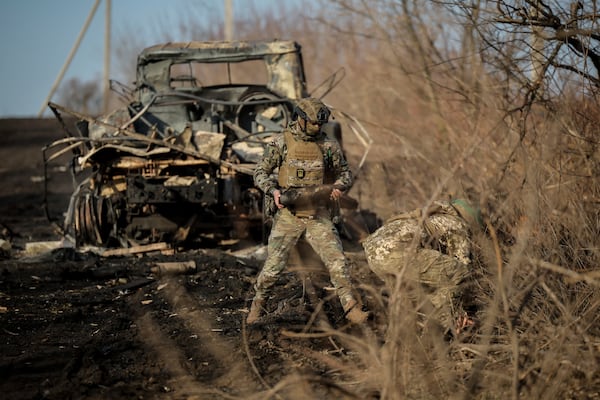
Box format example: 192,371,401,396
107,1,599,397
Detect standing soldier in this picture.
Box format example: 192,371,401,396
362,199,482,335
247,97,368,325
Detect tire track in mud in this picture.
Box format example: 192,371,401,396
132,275,261,398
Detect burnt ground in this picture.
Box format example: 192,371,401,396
0,119,384,399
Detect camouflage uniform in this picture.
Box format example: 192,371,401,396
362,201,472,331
250,107,362,319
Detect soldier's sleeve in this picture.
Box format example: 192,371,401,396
447,231,471,265
328,140,353,191
441,204,472,265
425,212,471,265
253,139,283,194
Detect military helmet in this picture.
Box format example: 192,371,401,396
451,199,484,229
292,97,331,125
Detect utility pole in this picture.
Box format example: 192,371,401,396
38,0,101,117
224,0,233,41
103,0,111,114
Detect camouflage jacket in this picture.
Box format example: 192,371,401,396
363,201,472,266
253,122,353,196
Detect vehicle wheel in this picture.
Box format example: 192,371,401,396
73,189,115,246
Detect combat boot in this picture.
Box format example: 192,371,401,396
247,298,264,324
343,299,368,324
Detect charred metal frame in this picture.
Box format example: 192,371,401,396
43,39,371,249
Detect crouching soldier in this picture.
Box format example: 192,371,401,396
362,199,482,335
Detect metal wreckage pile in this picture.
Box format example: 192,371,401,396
44,39,373,252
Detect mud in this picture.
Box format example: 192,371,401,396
0,119,382,399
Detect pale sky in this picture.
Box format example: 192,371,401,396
0,0,285,117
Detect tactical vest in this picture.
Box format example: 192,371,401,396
278,131,324,188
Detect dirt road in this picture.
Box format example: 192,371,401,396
0,119,380,399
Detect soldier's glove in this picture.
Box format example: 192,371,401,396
455,313,475,335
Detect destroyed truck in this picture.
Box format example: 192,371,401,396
44,40,371,249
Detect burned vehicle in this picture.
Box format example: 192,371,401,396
44,40,370,249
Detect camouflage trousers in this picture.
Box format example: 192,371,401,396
253,208,356,309
366,247,470,332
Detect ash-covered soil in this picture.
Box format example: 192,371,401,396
0,119,383,399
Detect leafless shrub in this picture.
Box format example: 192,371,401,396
109,1,599,397
56,77,103,116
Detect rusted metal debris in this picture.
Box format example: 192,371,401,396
43,39,372,251
150,260,197,276
101,242,170,257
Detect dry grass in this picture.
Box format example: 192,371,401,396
106,2,600,397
